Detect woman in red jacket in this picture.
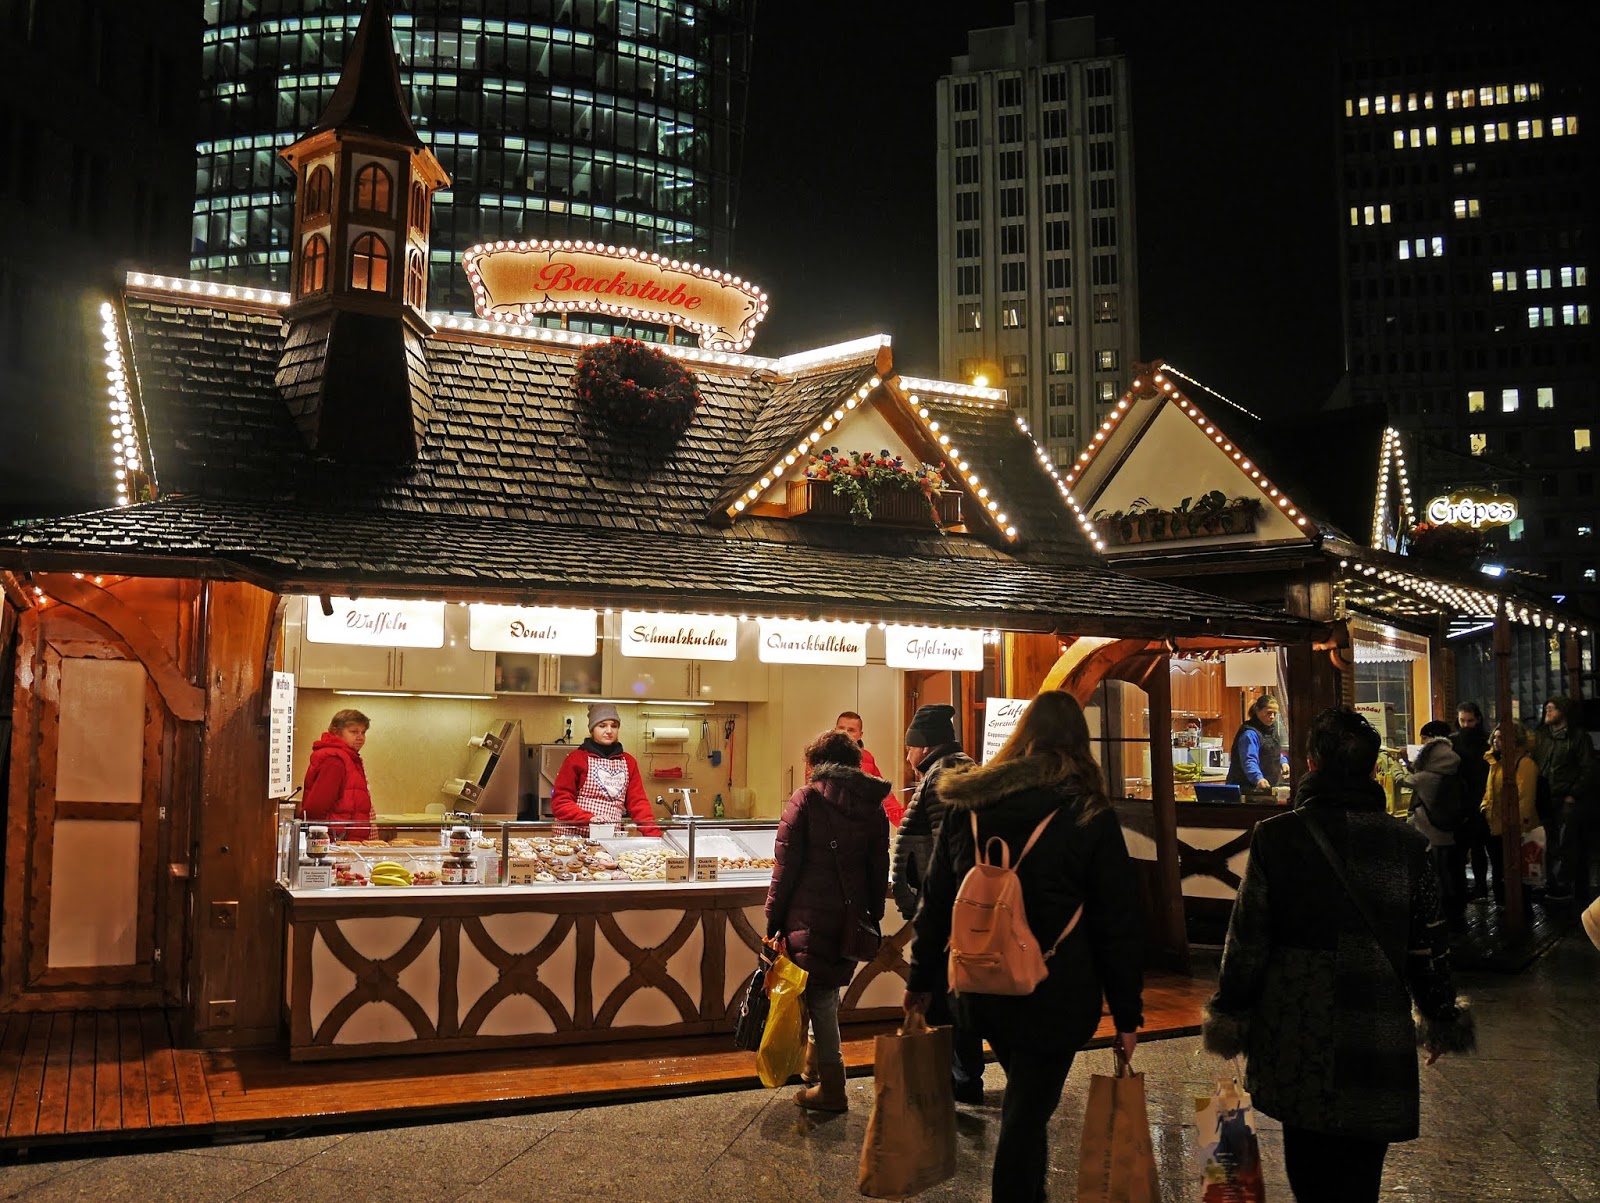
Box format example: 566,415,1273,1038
551,704,662,836
301,708,376,840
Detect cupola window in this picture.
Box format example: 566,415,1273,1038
304,165,333,218
300,233,329,294
409,181,428,232
350,232,390,292
354,163,392,215
405,248,425,306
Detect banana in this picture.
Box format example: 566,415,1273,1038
371,861,408,875
371,875,411,888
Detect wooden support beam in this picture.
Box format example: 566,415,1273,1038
32,575,203,722
1145,654,1190,972
1494,599,1525,934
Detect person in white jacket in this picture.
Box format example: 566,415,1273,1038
1404,721,1466,923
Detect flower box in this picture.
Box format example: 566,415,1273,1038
1092,499,1261,546
786,479,961,528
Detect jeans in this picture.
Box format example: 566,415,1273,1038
927,990,987,1088
984,1026,1075,1203
805,982,843,1068
1282,1125,1388,1203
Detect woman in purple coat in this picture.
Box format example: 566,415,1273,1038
765,729,891,1112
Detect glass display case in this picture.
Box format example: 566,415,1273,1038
277,814,780,891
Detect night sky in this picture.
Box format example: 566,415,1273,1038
736,2,1344,416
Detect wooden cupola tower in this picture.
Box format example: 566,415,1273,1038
274,0,451,463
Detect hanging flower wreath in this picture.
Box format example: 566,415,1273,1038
571,337,702,442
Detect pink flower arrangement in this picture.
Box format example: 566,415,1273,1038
805,448,946,522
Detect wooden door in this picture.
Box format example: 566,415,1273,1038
4,602,187,1010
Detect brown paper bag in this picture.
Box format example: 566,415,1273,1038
1077,1056,1162,1203
858,1013,957,1199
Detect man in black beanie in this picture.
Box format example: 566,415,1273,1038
891,703,985,1101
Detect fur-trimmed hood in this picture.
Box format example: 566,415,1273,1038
939,753,1079,811
807,762,892,817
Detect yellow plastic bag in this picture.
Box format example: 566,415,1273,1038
755,952,808,1088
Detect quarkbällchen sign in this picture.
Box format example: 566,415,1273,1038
463,240,769,352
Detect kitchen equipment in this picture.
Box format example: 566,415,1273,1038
441,720,525,816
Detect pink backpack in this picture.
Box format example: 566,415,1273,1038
948,809,1083,996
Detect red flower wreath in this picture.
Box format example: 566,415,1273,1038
571,337,702,442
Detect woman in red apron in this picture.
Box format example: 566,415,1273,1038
550,703,661,836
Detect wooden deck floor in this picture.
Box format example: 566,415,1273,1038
0,971,1209,1153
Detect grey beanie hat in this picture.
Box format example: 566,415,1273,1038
587,702,622,730
905,703,957,747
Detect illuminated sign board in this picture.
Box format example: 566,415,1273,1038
757,619,868,666
884,626,986,672
304,597,445,648
463,240,769,352
468,605,598,656
619,611,738,661
1424,493,1517,529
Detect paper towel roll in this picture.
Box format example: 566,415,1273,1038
650,725,692,741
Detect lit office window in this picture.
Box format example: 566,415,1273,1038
1098,381,1117,402
1003,354,1027,377
1501,388,1519,413
1527,268,1552,289
1467,390,1485,413
1538,387,1555,409
1380,203,1392,223
1393,130,1405,150
957,303,981,332
1579,525,1593,538
1096,349,1118,371
1398,241,1412,260
1424,91,1435,108
1453,198,1480,219
1492,271,1506,291
1049,352,1071,374
1363,205,1375,225
1528,306,1553,328
1047,296,1072,325
1426,126,1437,145
1001,301,1026,329
1432,236,1445,256
1358,97,1370,116
1349,207,1359,227
1508,518,1524,542
1577,429,1593,452
1469,433,1487,456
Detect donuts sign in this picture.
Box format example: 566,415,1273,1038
1424,493,1518,529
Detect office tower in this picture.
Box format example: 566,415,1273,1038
935,3,1139,468
0,2,198,518
195,0,753,319
1337,5,1598,606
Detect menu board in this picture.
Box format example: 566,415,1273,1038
884,625,985,672
756,619,868,666
304,597,445,648
468,604,597,655
619,611,738,661
268,671,296,799
982,696,1030,763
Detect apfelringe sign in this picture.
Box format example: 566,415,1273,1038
884,625,985,671
468,605,597,656
464,240,768,351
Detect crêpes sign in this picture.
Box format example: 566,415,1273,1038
463,240,769,352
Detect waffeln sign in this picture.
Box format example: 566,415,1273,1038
463,240,769,352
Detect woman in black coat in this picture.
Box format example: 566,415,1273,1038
905,690,1143,1203
1204,707,1475,1203
765,729,891,1113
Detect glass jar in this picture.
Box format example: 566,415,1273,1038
448,826,473,856
306,825,330,857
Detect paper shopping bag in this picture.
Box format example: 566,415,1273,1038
755,953,808,1088
1194,1076,1266,1203
859,1013,957,1199
1077,1056,1161,1203
1520,825,1547,889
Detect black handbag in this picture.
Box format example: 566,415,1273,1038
732,941,777,1051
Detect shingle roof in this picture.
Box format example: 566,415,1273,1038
0,285,1328,643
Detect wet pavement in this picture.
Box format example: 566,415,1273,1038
1,931,1595,1202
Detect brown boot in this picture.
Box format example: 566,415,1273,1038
795,1062,847,1112
801,1041,820,1085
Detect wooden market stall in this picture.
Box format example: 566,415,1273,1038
1068,361,1594,935
0,9,1323,1059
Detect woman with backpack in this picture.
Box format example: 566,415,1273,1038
904,690,1142,1203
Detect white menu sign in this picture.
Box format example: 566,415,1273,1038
620,611,738,661
982,696,1031,763
304,597,445,648
757,619,868,666
268,671,296,799
468,604,597,655
884,625,985,671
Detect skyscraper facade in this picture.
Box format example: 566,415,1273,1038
195,0,752,318
935,4,1139,468
0,0,197,519
1337,6,1597,607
